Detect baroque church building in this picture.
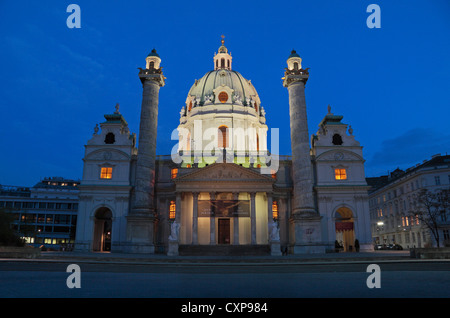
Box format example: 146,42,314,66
74,39,373,255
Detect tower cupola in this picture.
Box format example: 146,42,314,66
287,50,302,71
146,49,161,70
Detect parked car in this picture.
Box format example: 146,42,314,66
374,244,386,250
387,244,403,250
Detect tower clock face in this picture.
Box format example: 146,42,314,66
334,152,344,160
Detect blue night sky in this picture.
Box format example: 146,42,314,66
0,0,449,187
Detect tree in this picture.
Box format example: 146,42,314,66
0,208,24,247
413,189,450,248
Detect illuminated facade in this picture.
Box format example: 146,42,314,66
368,154,450,249
74,40,373,254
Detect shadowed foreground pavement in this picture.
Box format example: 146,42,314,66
1,250,449,299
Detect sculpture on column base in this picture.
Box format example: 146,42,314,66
167,221,180,256
269,220,282,256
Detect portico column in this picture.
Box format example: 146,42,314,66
250,192,256,245
233,192,239,245
175,192,182,224
210,192,216,245
192,192,199,245
267,193,273,224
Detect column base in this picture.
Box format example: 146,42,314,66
290,213,326,254
270,240,282,256
74,241,91,252
125,213,155,254
167,240,179,256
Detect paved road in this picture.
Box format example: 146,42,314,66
1,260,449,299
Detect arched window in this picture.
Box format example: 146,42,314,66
149,61,155,69
218,125,228,148
227,60,230,69
256,133,260,152
169,201,176,220
221,58,225,68
186,131,191,151
293,62,299,70
188,101,192,112
171,168,178,179
332,134,343,145
104,132,115,144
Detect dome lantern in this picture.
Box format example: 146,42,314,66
214,35,232,70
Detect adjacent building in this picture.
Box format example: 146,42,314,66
0,177,79,250
367,154,450,248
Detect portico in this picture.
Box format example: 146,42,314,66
173,163,276,247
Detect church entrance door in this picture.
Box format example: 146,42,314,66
335,207,355,252
218,219,230,244
93,207,112,252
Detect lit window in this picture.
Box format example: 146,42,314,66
218,125,228,148
257,134,260,152
218,92,228,103
171,168,178,179
188,101,192,112
100,167,113,179
271,169,277,179
272,201,278,220
334,168,347,180
169,201,176,220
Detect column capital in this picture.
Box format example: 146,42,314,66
282,69,309,87
139,70,166,87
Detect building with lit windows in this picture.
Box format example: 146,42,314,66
367,154,450,249
0,177,79,250
74,39,373,255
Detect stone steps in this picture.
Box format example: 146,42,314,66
178,244,270,256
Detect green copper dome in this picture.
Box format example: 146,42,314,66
188,69,260,106
147,48,160,58
288,50,300,59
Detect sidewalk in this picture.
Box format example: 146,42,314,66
24,250,423,265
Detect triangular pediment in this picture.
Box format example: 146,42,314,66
175,163,275,183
